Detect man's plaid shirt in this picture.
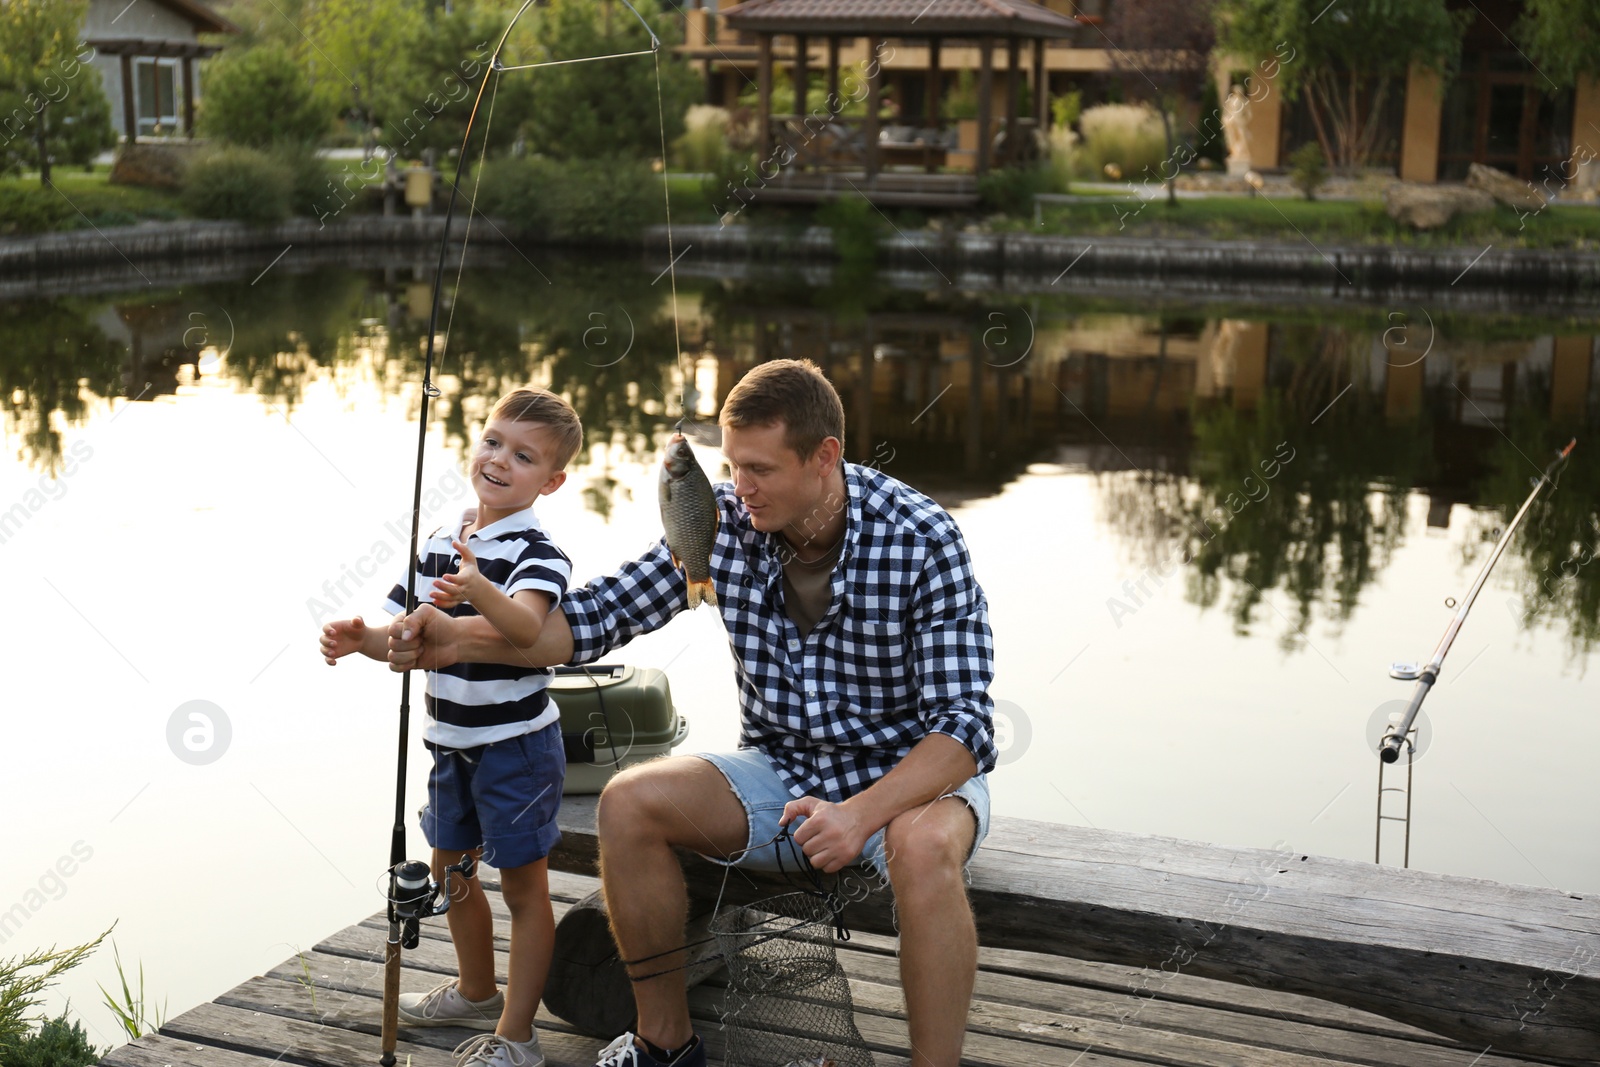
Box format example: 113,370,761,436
564,462,997,802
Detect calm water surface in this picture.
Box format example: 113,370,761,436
4,249,1596,1041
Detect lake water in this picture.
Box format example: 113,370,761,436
3,247,1596,1046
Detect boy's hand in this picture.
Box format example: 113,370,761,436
320,617,367,665
430,539,482,609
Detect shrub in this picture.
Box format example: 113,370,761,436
196,45,330,149
183,146,293,225
978,164,1063,215
0,1012,101,1067
816,193,882,266
1289,141,1329,201
1075,104,1168,183
674,105,731,173
0,185,72,235
278,149,339,217
477,155,659,242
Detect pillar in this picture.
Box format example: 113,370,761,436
1033,38,1048,134
827,36,840,112
757,34,773,159
977,38,994,174
793,34,808,115
1572,76,1600,197
864,35,882,178
1399,63,1443,183
925,37,941,125
182,56,195,136
1005,37,1021,165
120,54,136,142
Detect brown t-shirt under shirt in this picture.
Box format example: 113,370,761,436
781,538,843,639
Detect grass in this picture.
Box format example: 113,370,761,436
96,942,166,1042
1019,194,1600,250
2,165,185,231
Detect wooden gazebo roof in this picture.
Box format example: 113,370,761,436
721,0,1082,39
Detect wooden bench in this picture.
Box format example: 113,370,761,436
547,796,1600,1062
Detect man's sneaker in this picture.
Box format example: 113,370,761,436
593,1032,706,1067
454,1033,545,1067
397,979,503,1029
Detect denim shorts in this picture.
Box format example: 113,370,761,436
421,724,565,870
694,748,990,882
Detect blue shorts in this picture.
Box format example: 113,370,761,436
421,725,565,871
694,748,990,882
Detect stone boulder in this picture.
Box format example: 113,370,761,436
1384,182,1496,230
1467,162,1547,211
109,141,204,189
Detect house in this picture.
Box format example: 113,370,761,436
82,0,238,143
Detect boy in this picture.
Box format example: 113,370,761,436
319,387,583,1067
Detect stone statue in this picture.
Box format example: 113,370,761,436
1222,84,1252,176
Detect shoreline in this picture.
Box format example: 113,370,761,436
3,215,1597,297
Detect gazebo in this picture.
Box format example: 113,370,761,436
720,0,1081,207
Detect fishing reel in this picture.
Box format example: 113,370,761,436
387,854,474,949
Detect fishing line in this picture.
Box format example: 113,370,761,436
652,46,687,417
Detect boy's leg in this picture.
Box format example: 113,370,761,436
495,858,553,1043
595,755,749,1052
882,797,980,1067
434,846,499,1003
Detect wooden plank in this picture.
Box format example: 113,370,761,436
547,796,1600,1060
101,1032,290,1067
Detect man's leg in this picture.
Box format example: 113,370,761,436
882,797,980,1067
596,756,749,1051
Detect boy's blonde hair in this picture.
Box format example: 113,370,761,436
489,388,584,468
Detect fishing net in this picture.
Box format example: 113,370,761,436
710,891,875,1067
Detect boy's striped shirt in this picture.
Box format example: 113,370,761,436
386,507,571,749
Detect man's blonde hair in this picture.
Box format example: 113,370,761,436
488,388,584,468
719,359,845,460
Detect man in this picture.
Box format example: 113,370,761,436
389,359,996,1067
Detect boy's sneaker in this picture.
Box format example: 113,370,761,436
397,979,503,1029
454,1033,545,1067
593,1032,706,1067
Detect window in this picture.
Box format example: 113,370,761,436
134,58,180,137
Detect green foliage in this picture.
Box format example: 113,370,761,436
1516,0,1600,88
522,0,697,162
0,184,70,234
946,70,979,121
97,944,165,1042
278,148,337,217
184,146,293,225
304,0,426,132
0,1012,102,1067
477,155,660,241
674,105,731,173
1050,90,1083,131
376,5,499,158
197,44,330,148
0,931,107,1047
0,0,115,185
816,193,883,265
1288,141,1328,200
978,164,1063,214
1213,0,1469,168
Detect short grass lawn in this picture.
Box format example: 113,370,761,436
0,165,185,235
1023,193,1600,250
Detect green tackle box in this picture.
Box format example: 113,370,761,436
551,664,688,794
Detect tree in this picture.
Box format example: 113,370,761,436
1214,0,1470,172
1517,0,1600,88
1105,0,1218,204
520,0,698,162
0,0,115,186
197,44,331,148
304,0,428,141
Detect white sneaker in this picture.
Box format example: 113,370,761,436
454,1032,545,1067
397,978,504,1029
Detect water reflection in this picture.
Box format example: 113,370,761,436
3,257,1596,655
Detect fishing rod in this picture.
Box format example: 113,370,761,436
1379,438,1576,764
377,2,667,1062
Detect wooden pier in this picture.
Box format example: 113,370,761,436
100,799,1599,1067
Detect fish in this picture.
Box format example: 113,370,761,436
659,432,719,608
